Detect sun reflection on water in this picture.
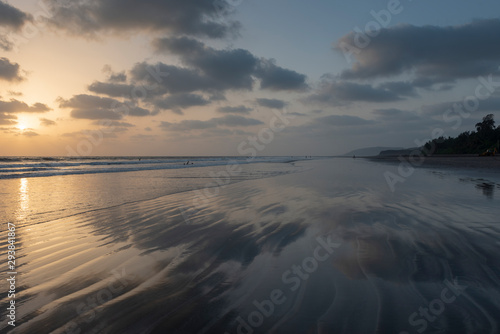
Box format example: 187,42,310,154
18,177,30,221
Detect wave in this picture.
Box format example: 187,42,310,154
0,156,311,179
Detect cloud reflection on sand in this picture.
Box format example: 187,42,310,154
2,159,500,334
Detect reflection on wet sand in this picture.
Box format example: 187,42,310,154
1,159,499,334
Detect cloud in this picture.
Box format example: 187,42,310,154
256,98,286,109
153,36,308,92
154,93,209,114
91,120,135,127
160,115,263,132
59,94,151,119
212,115,264,127
0,1,31,30
0,99,51,113
61,36,308,116
315,115,374,126
0,36,13,52
45,0,241,38
58,94,119,109
337,19,500,82
108,72,127,83
8,91,23,97
22,130,39,137
154,37,258,91
88,81,135,97
40,118,56,126
0,58,24,82
255,59,308,91
153,36,205,54
0,112,17,125
217,105,253,114
160,120,216,132
131,62,212,94
70,108,123,120
305,81,403,105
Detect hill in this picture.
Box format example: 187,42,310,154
343,146,404,157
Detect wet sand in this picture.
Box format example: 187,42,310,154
2,158,500,333
367,154,500,171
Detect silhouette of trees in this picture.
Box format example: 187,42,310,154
475,114,496,133
424,114,500,154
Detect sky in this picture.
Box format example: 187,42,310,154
1,0,500,156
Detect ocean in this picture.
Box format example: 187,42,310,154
0,156,311,225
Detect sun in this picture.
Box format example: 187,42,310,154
17,123,27,131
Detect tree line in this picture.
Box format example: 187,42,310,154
424,114,499,155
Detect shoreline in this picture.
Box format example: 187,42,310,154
364,154,500,171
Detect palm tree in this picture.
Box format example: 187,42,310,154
475,114,495,133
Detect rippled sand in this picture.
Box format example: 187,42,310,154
1,159,500,333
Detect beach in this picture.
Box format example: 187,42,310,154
368,154,500,171
1,157,500,333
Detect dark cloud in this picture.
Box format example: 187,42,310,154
71,108,122,120
217,105,253,114
126,106,151,117
109,72,127,83
59,94,151,119
40,118,56,126
153,37,308,92
315,115,374,126
58,94,119,109
0,99,51,113
305,81,403,105
0,112,17,125
255,59,308,91
153,36,205,55
45,0,241,38
337,19,500,82
160,115,263,132
154,37,257,90
212,115,263,127
154,93,209,114
92,120,135,127
0,1,31,29
131,62,211,94
0,58,24,82
160,120,216,132
256,98,286,109
88,81,135,97
63,36,308,116
102,65,127,82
